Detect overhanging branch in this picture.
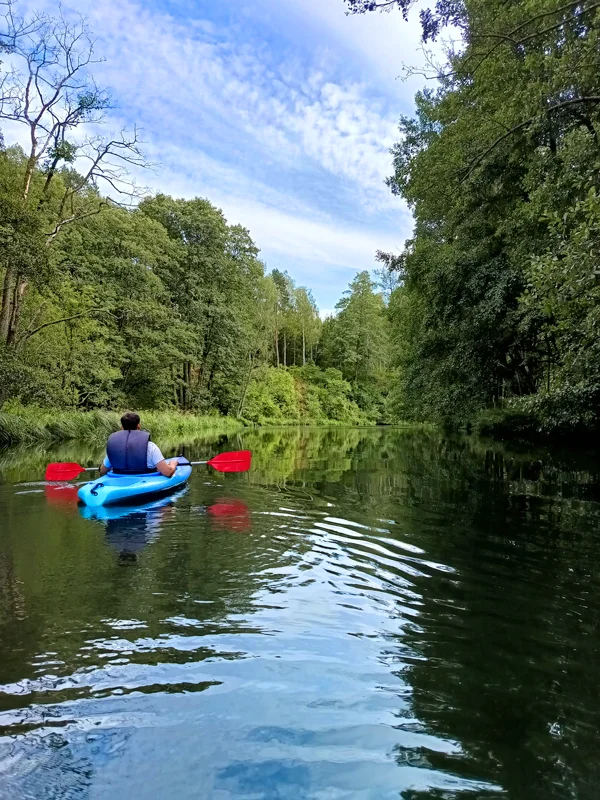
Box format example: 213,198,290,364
460,96,600,183
16,307,113,348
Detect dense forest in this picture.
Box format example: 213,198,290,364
2,0,599,437
0,3,393,427
347,0,600,437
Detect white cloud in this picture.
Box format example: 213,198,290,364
147,149,408,273
5,0,418,307
37,0,402,212
224,199,403,270
261,0,429,90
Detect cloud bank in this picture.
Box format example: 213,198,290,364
10,0,418,306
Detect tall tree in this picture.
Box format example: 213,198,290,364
321,271,389,383
0,1,147,346
139,195,267,411
271,268,294,367
294,286,321,365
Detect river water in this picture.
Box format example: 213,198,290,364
0,427,599,799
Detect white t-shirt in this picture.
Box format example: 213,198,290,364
103,441,166,470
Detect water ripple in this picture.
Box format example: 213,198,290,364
3,433,599,799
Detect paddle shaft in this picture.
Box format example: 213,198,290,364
78,460,204,472
85,460,195,468
45,449,251,481
74,460,210,472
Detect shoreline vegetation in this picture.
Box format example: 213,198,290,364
0,409,243,449
0,404,404,450
345,1,600,440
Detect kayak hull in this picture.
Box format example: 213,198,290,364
77,457,192,507
79,487,189,521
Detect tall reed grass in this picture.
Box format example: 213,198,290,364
0,409,243,448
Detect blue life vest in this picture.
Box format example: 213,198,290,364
106,429,154,474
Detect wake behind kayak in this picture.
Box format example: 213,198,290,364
77,456,192,507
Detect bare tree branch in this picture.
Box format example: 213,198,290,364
0,1,153,345
0,1,111,198
45,200,108,243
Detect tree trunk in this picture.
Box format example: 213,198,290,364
302,325,306,366
22,151,37,201
283,332,287,367
237,353,254,417
171,365,179,406
0,267,17,343
274,301,280,367
178,364,185,408
6,280,28,347
1,143,37,345
185,361,193,408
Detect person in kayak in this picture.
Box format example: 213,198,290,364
99,412,180,477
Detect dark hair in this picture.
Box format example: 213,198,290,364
121,411,140,431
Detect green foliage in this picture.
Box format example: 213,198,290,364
474,407,540,441
319,271,394,423
0,407,242,448
0,140,397,426
0,147,271,414
517,185,600,433
320,271,389,382
243,367,299,423
358,0,600,435
0,131,399,427
241,365,373,425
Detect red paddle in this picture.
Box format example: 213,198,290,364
45,450,252,481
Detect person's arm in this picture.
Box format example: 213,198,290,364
148,442,179,477
155,458,180,478
99,456,110,476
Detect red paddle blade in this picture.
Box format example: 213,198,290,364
206,450,252,473
45,462,85,481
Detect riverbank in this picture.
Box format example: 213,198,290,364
473,405,600,444
0,407,394,450
0,409,244,448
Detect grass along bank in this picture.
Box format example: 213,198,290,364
0,408,243,448
0,364,394,449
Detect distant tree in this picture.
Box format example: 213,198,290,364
271,268,295,367
294,286,321,365
374,267,400,305
321,271,389,383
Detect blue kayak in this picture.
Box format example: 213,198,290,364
77,456,192,507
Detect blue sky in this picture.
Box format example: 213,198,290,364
13,0,426,313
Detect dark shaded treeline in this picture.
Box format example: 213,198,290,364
348,0,600,437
